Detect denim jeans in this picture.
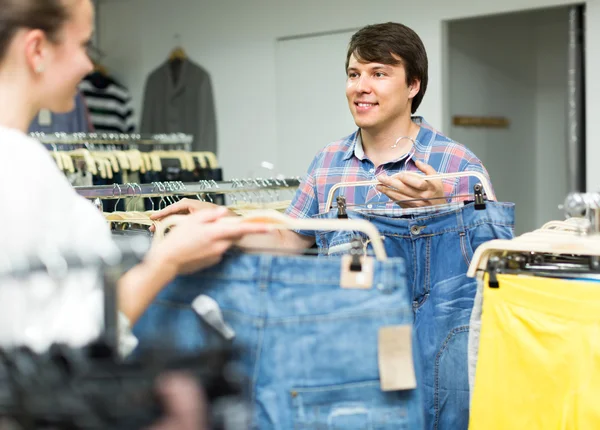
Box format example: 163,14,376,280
133,251,425,429
314,201,515,430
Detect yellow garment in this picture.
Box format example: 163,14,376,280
470,273,600,430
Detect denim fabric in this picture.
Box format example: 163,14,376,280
313,201,515,430
467,278,484,402
133,252,425,429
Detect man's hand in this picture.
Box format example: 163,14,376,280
146,207,270,274
376,160,445,208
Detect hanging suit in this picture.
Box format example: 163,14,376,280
140,59,217,154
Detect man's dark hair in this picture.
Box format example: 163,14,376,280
346,22,428,114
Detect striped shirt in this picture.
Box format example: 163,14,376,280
286,117,495,224
80,73,136,133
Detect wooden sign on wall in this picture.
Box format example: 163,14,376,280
452,116,510,128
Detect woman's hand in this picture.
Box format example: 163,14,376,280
146,206,269,274
150,198,229,219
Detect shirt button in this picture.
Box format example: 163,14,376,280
367,204,373,209
369,168,375,174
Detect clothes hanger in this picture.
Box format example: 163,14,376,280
91,151,120,173
95,158,107,179
541,218,590,232
466,232,600,278
66,149,98,175
196,152,219,169
325,171,495,212
153,150,194,172
61,152,75,174
103,158,113,180
190,153,208,169
124,148,142,172
168,34,187,62
92,61,109,76
50,152,64,171
217,209,388,261
112,149,131,171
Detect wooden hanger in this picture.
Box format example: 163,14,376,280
217,209,388,261
467,229,600,278
153,151,194,171
196,152,219,169
112,150,131,171
93,61,109,76
150,153,162,172
541,218,590,232
169,47,187,61
67,149,98,175
92,152,120,173
51,152,64,171
61,153,75,174
325,171,495,212
190,153,208,169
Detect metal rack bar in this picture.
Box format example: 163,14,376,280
31,132,194,145
74,178,301,199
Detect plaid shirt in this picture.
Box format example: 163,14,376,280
286,117,495,223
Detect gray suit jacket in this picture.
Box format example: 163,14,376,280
140,59,217,154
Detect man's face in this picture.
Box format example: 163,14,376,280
345,53,417,132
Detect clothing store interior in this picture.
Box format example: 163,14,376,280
2,0,600,428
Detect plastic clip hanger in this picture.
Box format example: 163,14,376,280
325,171,495,211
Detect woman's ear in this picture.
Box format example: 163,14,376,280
23,29,48,74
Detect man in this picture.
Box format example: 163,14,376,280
152,22,493,251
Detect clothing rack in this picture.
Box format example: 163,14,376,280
74,177,302,199
0,239,148,354
563,191,600,233
31,132,193,151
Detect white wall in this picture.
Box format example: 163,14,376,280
447,8,569,234
96,0,598,190
534,10,569,225
448,13,538,234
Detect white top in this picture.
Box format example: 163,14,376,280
0,125,136,355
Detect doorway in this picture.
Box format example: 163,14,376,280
444,6,584,234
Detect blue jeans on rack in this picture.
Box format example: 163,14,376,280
133,252,424,429
313,201,515,430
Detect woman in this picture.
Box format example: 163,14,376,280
0,0,266,426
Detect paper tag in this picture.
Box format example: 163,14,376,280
378,325,417,391
38,109,52,126
340,255,374,289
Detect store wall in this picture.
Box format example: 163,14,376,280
96,0,598,192
447,8,569,234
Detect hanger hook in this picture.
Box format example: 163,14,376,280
124,183,135,211
150,182,158,211
112,183,122,210
134,183,143,208
157,182,167,209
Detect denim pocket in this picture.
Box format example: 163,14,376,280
462,222,515,266
459,231,473,267
291,380,412,429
